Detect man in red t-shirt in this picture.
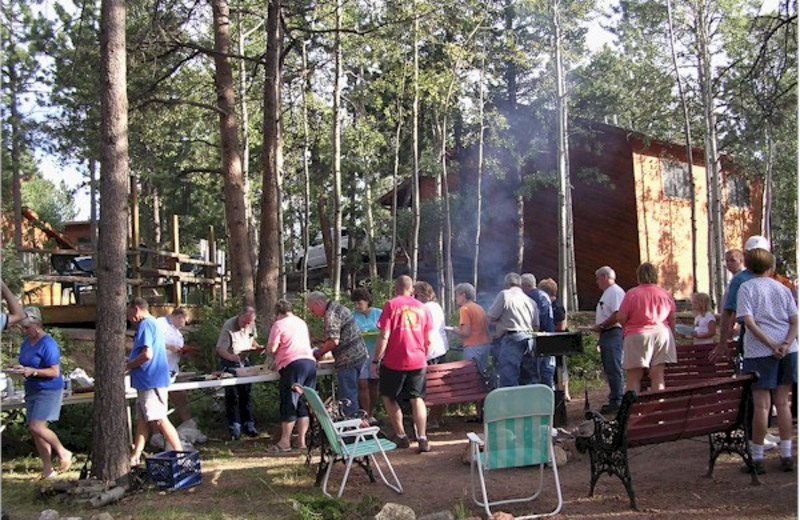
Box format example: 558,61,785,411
370,275,433,453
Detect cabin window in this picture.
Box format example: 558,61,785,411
726,175,750,208
661,159,692,199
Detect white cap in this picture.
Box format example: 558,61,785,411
744,235,770,251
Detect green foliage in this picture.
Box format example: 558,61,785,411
186,299,244,374
290,493,381,520
1,244,25,293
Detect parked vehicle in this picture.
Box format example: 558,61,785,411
296,229,391,270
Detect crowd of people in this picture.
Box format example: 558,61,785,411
2,234,794,475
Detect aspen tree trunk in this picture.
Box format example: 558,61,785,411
667,0,698,293
365,167,379,283
300,39,311,293
92,0,130,481
388,110,403,282
554,0,571,309
236,4,259,273
434,114,445,302
331,0,343,298
473,56,485,290
761,128,773,239
411,0,421,279
694,0,725,308
212,0,256,306
256,0,282,328
89,157,98,249
9,62,23,259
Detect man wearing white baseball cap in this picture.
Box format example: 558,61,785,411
711,235,771,364
711,235,778,452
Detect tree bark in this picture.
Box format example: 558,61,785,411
255,0,282,329
331,0,343,298
473,56,485,290
212,0,256,307
299,39,311,293
92,0,131,481
9,62,23,259
410,0,420,279
694,0,725,307
553,0,577,310
89,157,98,249
667,0,698,294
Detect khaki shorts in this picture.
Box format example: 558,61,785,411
136,388,169,422
622,328,677,369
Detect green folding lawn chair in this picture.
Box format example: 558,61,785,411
297,385,403,498
466,384,563,518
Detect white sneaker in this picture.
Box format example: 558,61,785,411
751,439,777,452
765,433,781,444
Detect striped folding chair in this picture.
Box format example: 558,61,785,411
297,385,403,498
467,385,563,518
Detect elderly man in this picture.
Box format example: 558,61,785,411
590,266,625,414
487,273,539,388
156,307,192,425
127,298,182,466
521,273,555,387
217,306,263,440
712,235,771,364
370,276,433,453
307,291,369,417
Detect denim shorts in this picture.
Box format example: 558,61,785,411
743,352,797,390
25,388,63,423
359,358,377,380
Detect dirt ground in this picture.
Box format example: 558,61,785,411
307,386,799,519
3,386,796,520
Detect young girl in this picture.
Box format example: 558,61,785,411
691,293,717,345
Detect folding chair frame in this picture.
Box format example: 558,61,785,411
467,385,563,518
298,385,403,498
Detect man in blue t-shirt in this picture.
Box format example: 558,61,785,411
710,235,768,364
127,298,181,466
521,273,555,387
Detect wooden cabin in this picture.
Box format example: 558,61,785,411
381,121,762,309
519,121,761,308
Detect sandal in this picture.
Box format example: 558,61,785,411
58,451,74,473
267,444,292,453
38,470,58,480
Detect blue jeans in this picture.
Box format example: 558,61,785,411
520,353,555,388
221,358,255,435
336,364,362,417
497,332,533,388
463,344,491,374
599,328,624,406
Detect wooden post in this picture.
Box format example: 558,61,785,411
130,174,141,298
171,215,182,306
207,225,217,304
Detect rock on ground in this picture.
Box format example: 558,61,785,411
375,502,416,520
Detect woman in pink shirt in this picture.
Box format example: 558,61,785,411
267,299,316,453
618,262,677,393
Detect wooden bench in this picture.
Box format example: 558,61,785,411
576,374,758,510
640,342,737,390
424,360,488,407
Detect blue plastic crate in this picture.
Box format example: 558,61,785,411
145,450,202,490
